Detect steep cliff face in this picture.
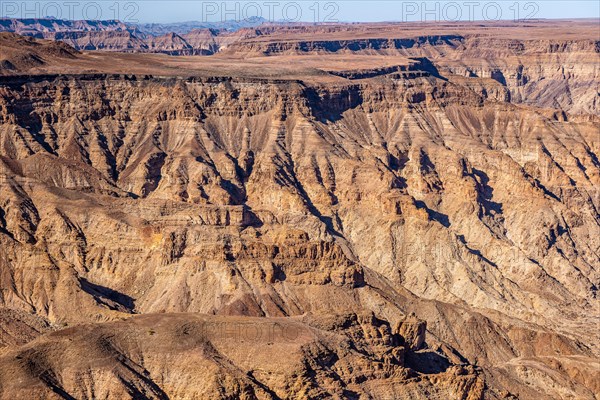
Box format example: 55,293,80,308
2,20,597,115
222,34,598,115
0,69,598,399
434,36,600,115
45,30,150,52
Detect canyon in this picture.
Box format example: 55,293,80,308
0,19,599,399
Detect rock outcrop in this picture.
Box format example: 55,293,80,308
0,313,487,400
0,32,78,73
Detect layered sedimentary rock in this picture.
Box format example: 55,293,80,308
2,19,598,114
0,18,128,34
0,23,598,399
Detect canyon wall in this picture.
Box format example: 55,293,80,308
0,22,598,399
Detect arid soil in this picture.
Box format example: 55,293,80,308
0,20,598,399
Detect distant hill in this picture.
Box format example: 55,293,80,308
0,18,128,34
132,16,267,35
0,32,79,73
0,17,268,55
0,17,266,36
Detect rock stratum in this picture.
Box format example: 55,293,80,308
0,20,599,399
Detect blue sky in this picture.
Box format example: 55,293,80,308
4,1,600,23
